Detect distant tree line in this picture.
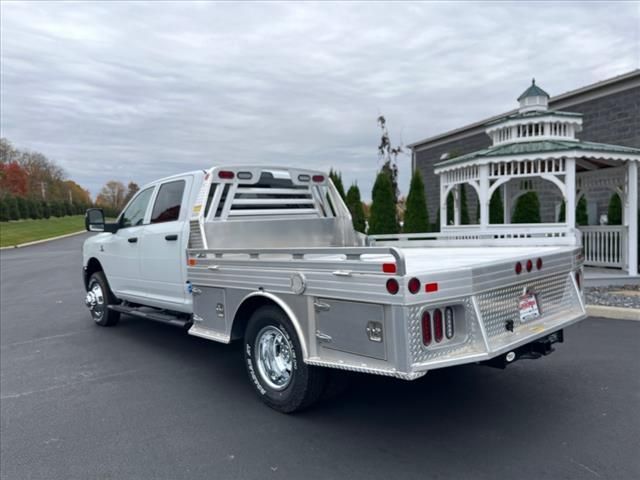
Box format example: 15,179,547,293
0,138,92,221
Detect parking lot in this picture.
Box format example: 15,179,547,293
1,234,639,479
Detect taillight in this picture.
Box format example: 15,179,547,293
515,262,522,274
386,278,399,295
408,277,421,294
382,263,397,274
218,170,234,179
421,311,431,345
433,308,443,342
526,259,533,272
536,258,543,270
445,307,454,339
425,282,438,293
312,175,325,182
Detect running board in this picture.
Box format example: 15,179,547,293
108,305,192,329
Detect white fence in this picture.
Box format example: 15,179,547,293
580,226,626,268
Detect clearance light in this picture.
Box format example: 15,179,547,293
382,263,397,274
433,308,444,343
536,258,543,270
218,170,234,179
425,282,438,293
188,258,197,266
312,175,325,183
408,278,421,294
386,278,399,295
445,307,455,339
421,311,432,345
515,262,522,274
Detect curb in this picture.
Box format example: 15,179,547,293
0,230,86,250
586,305,640,321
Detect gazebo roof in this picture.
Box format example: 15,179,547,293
486,109,581,127
517,79,550,101
435,140,640,169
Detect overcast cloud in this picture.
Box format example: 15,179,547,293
1,1,639,199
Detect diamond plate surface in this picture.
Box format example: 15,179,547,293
189,220,204,249
475,272,581,349
409,297,483,364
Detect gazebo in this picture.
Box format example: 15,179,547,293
433,80,640,277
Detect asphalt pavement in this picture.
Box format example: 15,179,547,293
1,234,639,479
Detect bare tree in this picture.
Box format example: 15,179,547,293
96,180,127,211
124,181,140,204
377,115,404,202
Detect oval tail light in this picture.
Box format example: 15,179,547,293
515,262,522,274
218,170,234,179
421,311,432,345
536,258,543,270
433,309,443,343
408,277,420,294
526,259,533,272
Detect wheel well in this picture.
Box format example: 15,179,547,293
84,258,103,289
231,296,285,341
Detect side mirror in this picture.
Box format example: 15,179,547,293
85,208,106,232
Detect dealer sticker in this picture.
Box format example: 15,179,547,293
518,290,540,323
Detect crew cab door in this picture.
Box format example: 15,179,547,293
101,186,155,297
138,176,192,310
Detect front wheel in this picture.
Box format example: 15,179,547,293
85,271,120,327
244,306,325,413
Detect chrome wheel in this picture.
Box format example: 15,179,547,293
255,325,293,391
85,282,105,321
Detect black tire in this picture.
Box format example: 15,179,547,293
244,306,325,413
86,271,120,327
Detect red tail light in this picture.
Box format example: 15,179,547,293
312,175,325,183
433,308,443,342
386,278,399,295
536,258,543,270
421,311,432,345
515,262,522,274
425,282,438,293
408,278,421,294
526,259,533,272
218,170,234,179
382,263,397,274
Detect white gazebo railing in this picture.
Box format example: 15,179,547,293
580,225,626,268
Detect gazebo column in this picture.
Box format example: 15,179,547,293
479,164,489,229
503,182,511,223
627,161,638,275
565,157,576,230
453,185,461,225
440,182,447,231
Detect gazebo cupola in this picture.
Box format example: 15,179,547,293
517,78,549,112
485,79,583,146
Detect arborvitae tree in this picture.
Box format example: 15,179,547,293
345,184,366,233
434,208,441,232
512,192,541,223
368,172,399,235
15,196,28,219
329,169,346,201
460,184,470,225
41,201,50,219
6,196,20,220
403,170,429,233
27,198,41,219
489,188,504,224
607,193,622,225
49,201,62,217
576,196,588,226
0,198,9,221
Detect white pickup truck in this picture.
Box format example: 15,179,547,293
83,166,587,412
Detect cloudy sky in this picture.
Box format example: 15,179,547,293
1,1,639,199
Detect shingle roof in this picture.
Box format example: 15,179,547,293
435,140,640,168
517,79,550,101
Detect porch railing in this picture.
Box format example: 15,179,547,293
579,226,627,268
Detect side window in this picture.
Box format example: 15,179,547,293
151,180,186,224
121,187,154,228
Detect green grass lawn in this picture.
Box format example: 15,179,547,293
0,216,85,247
